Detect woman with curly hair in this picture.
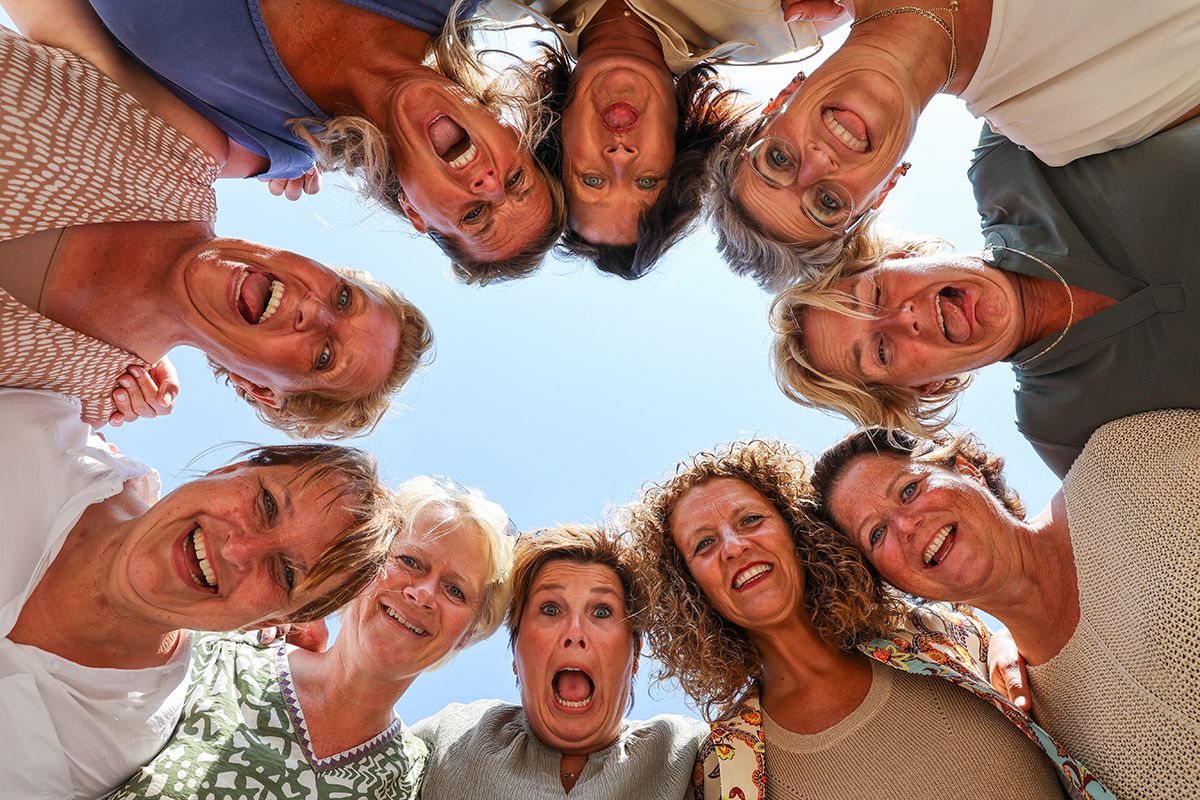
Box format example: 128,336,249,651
500,0,828,279
627,438,1111,799
22,0,563,282
0,19,430,438
814,415,1200,800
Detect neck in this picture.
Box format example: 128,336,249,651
849,0,993,97
578,0,667,66
748,614,872,733
963,494,1078,665
286,641,415,757
559,752,588,792
260,0,433,118
1012,271,1074,354
7,486,182,668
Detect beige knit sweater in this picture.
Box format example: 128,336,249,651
1029,408,1200,800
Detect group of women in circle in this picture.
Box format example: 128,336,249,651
0,0,1197,797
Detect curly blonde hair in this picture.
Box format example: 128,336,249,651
770,237,966,438
211,267,432,440
626,440,904,720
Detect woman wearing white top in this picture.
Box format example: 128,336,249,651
0,388,395,799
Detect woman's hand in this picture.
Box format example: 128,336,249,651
260,165,321,201
256,620,330,652
782,0,847,23
988,627,1033,712
108,359,179,427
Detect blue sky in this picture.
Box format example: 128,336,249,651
3,14,1057,722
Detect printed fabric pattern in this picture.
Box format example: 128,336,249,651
695,603,1115,800
110,633,428,799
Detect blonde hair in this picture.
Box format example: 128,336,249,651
393,476,515,655
233,444,397,624
770,237,965,438
626,440,904,720
211,267,432,440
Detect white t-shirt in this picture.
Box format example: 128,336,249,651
959,0,1200,166
0,389,190,800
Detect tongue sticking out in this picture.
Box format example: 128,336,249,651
601,103,639,134
938,289,971,343
238,272,273,324
554,670,593,703
429,115,469,160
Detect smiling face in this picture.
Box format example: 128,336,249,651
340,505,492,679
513,560,637,757
733,45,924,244
388,78,553,262
182,242,402,406
115,462,358,631
826,453,1016,601
561,52,678,245
802,254,1025,393
669,478,807,634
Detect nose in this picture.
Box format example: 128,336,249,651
471,168,504,202
604,143,637,174
890,508,922,541
794,143,837,185
402,575,437,610
295,293,335,332
719,529,750,561
886,299,921,336
562,610,588,650
220,527,274,577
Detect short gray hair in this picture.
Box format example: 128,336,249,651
705,117,879,292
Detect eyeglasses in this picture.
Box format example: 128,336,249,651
742,73,871,237
430,474,520,538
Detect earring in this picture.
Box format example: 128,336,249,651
899,161,912,176
763,71,807,117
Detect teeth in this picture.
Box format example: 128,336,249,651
257,280,284,324
448,141,477,169
555,693,592,709
924,525,954,565
936,295,947,337
192,528,217,589
733,563,773,589
234,271,249,304
384,606,428,636
822,109,868,153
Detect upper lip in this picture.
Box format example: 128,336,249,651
380,601,431,636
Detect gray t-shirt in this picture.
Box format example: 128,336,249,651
411,699,706,799
969,118,1200,477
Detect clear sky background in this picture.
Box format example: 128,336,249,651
1,13,1058,722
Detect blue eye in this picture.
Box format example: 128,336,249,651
594,605,613,619
336,285,351,309
868,525,885,548
901,481,918,501
315,345,332,371
283,562,296,590
261,487,277,521
506,168,526,189
541,602,561,616
582,174,604,188
692,536,715,556
448,584,466,601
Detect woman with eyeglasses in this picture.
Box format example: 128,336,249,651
110,476,515,800
705,0,1200,289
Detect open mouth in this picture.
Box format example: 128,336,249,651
184,526,219,593
428,114,476,168
935,288,971,343
553,667,595,710
601,102,640,134
383,604,429,636
924,524,956,567
822,108,870,153
234,269,283,325
732,562,773,590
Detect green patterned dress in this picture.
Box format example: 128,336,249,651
110,633,428,800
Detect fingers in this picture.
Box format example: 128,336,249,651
256,624,289,646
783,0,844,22
287,619,330,653
149,359,180,412
260,167,321,201
303,167,321,196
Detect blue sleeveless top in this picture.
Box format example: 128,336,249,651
90,0,482,178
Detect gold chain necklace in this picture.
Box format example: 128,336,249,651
989,245,1076,368
850,1,961,92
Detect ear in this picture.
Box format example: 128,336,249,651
953,454,986,486
398,193,428,233
227,373,282,409
913,378,946,395
870,161,910,209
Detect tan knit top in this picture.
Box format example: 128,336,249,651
0,26,217,424
1029,408,1200,800
761,659,1065,799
